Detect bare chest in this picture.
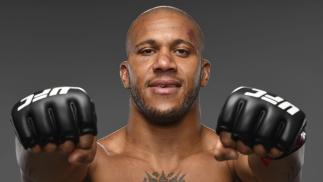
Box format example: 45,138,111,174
88,155,234,182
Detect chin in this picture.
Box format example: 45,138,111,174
141,105,188,127
149,102,180,113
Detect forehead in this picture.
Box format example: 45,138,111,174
129,12,200,46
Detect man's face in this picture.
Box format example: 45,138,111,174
121,11,210,126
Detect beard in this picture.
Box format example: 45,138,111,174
129,80,200,127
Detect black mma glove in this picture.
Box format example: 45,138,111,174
11,86,97,149
216,86,306,159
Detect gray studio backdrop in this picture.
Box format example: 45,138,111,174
0,1,321,181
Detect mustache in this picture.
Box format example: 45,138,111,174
145,76,184,87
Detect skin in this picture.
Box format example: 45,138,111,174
16,6,304,182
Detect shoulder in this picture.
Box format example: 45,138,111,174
200,124,220,150
89,127,127,169
97,126,127,156
200,125,238,178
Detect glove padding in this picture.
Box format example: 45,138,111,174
11,86,97,149
216,86,306,159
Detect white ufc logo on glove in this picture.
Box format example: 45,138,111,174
17,87,86,111
233,87,300,116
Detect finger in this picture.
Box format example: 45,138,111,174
219,131,237,149
253,144,267,157
31,145,41,153
68,140,96,165
213,138,238,161
55,101,79,143
78,134,95,149
59,140,76,155
236,140,252,155
73,96,97,136
231,101,259,145
31,103,57,146
268,147,283,158
43,143,57,153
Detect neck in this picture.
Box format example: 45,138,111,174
125,99,203,161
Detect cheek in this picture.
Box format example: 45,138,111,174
129,64,149,87
181,63,201,86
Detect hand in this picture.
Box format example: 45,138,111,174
11,86,98,165
214,86,306,160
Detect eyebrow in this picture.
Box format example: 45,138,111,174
134,39,196,50
172,39,196,49
134,39,158,49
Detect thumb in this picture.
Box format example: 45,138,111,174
213,139,239,161
68,135,97,166
68,147,95,166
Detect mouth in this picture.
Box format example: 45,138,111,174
148,79,182,95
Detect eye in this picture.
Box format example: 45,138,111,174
139,48,156,56
174,49,190,57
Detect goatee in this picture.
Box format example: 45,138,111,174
129,83,200,127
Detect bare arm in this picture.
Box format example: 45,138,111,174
16,136,95,182
214,86,307,182
233,146,305,182
10,86,98,182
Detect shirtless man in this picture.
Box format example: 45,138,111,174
11,6,306,182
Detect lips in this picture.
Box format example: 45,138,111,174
148,79,182,95
149,79,181,88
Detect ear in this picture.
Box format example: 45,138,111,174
200,59,211,87
120,60,130,89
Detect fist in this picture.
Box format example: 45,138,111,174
11,86,97,164
215,86,306,159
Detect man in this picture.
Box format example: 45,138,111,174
11,6,306,182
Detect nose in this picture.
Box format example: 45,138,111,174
152,48,177,74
